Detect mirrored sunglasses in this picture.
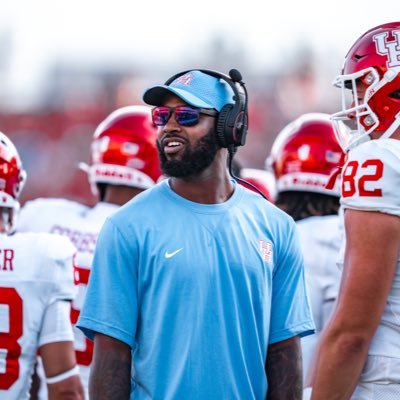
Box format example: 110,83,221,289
152,106,218,127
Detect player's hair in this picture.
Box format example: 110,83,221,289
97,183,107,202
275,191,339,221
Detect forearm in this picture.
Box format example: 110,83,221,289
265,336,302,400
310,330,369,400
48,375,84,400
90,333,132,400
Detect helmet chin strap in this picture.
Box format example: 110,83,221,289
350,111,400,150
379,111,400,140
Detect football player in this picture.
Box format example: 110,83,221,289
307,22,400,400
17,105,162,398
267,112,344,379
0,132,83,399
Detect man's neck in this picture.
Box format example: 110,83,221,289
168,169,234,204
103,185,144,206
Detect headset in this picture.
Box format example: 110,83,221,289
164,68,269,201
164,68,249,149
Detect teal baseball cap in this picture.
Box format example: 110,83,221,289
142,70,234,112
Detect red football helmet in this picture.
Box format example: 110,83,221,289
239,168,276,202
267,113,343,196
82,106,162,191
0,132,27,233
331,22,400,152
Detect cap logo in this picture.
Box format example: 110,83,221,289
174,72,193,86
373,30,400,68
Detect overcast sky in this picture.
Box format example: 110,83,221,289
1,0,399,94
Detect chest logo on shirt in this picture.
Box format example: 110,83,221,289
258,240,273,262
165,248,183,259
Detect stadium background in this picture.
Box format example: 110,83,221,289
0,0,396,206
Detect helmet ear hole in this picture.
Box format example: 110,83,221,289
216,104,233,148
389,89,400,100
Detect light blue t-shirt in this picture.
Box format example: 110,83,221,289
78,180,314,400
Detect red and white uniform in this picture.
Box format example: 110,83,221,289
296,215,342,379
0,232,76,400
339,139,400,387
17,198,118,397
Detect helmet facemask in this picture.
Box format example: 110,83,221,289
331,68,384,152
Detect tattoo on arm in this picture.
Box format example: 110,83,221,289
90,337,132,400
265,337,303,400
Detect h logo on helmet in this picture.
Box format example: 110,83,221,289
373,30,400,68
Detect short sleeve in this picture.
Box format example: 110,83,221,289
269,220,315,344
77,218,138,348
38,300,74,347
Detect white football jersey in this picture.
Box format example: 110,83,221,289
340,139,400,215
296,215,342,379
339,138,400,383
17,198,118,395
0,232,76,400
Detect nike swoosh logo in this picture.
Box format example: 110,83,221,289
165,248,183,259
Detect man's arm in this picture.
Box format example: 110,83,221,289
89,333,132,400
310,209,400,399
40,341,84,400
265,336,302,400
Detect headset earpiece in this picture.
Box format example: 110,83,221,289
163,68,248,148
216,104,233,147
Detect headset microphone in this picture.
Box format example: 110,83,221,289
229,69,243,83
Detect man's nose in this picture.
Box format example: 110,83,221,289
163,111,181,132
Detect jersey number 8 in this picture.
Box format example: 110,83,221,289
0,287,23,390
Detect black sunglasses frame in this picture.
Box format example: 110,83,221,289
151,106,218,127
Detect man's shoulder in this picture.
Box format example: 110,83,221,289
296,215,341,248
349,138,400,163
21,197,88,218
4,232,75,283
18,197,90,232
297,214,339,230
13,231,75,260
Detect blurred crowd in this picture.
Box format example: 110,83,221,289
0,44,341,205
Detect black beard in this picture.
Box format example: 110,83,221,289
157,128,220,178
